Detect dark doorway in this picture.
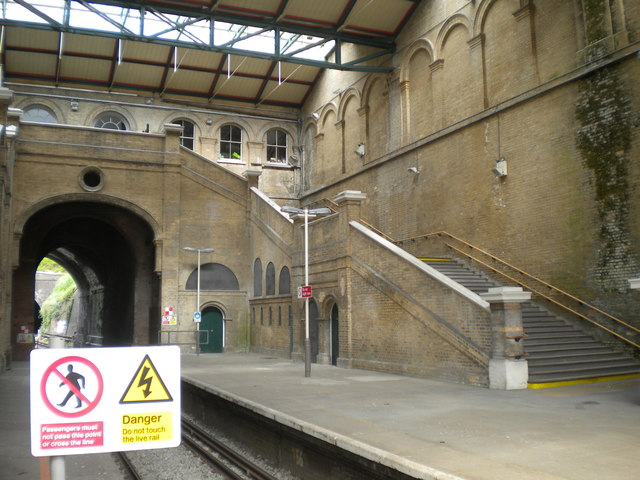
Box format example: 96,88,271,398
331,303,339,366
309,300,319,363
200,307,224,353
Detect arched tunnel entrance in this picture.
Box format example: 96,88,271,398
12,201,159,359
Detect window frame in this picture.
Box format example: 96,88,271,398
266,128,288,164
94,111,129,130
219,124,243,162
22,105,58,124
173,119,195,150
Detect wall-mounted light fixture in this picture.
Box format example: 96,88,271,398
70,99,79,112
492,157,507,178
407,167,420,174
311,112,319,120
355,143,365,157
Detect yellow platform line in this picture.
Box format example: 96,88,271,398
418,258,452,262
528,373,640,389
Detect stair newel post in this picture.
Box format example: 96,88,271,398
480,287,532,390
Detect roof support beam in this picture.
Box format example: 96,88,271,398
0,1,395,73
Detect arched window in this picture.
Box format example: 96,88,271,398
266,128,287,163
278,267,291,295
265,262,276,296
23,105,57,124
185,263,239,290
173,119,195,150
94,111,128,130
220,124,242,160
253,258,262,297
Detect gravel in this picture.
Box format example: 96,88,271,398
123,444,225,480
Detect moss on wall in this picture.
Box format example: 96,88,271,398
575,1,638,293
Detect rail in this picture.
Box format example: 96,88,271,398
35,333,74,349
396,231,640,350
182,417,279,480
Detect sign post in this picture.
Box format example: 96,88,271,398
30,346,180,458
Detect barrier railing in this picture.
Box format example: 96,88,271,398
35,333,74,349
158,329,209,354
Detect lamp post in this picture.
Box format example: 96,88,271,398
281,206,331,377
183,247,214,355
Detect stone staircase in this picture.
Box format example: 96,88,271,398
421,257,640,386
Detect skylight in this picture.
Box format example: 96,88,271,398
2,0,335,61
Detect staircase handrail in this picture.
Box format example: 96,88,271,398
396,231,640,349
359,219,396,243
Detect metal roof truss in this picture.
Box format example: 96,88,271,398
1,0,397,73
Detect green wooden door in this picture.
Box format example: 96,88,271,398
200,307,224,353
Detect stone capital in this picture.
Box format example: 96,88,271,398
333,190,367,204
481,287,531,304
628,278,640,290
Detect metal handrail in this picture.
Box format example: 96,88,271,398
396,231,640,349
359,219,396,243
158,329,209,351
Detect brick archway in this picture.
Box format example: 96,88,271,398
11,201,159,359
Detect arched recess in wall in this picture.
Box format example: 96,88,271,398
265,262,276,296
86,104,136,131
338,88,363,173
186,263,239,290
437,17,478,125
309,299,319,363
253,258,262,297
21,104,59,124
478,0,536,106
531,0,578,82
404,43,434,141
362,75,390,160
301,122,317,191
278,266,291,295
316,105,339,186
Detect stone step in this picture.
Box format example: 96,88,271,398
418,256,640,386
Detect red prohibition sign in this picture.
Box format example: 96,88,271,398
40,355,104,418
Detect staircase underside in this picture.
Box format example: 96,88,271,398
420,257,640,388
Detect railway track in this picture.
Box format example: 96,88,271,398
118,417,280,480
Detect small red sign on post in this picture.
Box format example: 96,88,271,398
298,285,312,299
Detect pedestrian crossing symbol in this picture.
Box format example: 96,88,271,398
119,354,174,404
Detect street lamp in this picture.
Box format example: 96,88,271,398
281,206,331,377
183,247,214,355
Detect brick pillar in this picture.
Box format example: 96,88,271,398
332,190,366,368
480,286,531,390
158,124,183,347
243,170,261,190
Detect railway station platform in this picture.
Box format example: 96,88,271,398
182,352,640,480
0,361,123,480
3,352,639,480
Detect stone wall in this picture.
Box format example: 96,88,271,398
300,0,640,325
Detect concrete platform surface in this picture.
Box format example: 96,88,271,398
0,361,124,480
182,353,640,480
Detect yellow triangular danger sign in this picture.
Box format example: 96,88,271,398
119,354,173,404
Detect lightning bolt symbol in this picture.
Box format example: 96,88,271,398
137,366,152,398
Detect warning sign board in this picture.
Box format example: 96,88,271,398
30,346,180,457
120,355,173,403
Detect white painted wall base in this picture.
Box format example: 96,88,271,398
489,358,528,390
